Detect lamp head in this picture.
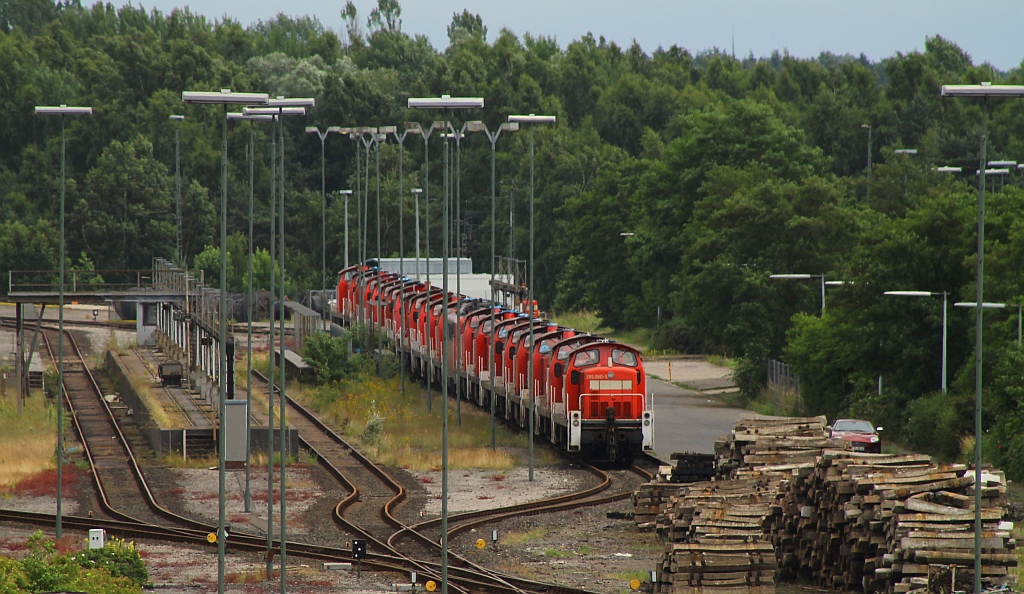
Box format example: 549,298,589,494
500,122,520,132
941,83,1024,97
327,126,344,133
305,126,319,133
508,114,556,124
35,105,94,115
407,96,484,109
268,97,316,107
378,125,397,134
181,90,269,105
169,115,185,121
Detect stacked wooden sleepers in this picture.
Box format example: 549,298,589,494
640,413,1016,594
650,414,841,594
766,452,1016,594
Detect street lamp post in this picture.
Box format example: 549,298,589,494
373,130,391,375
182,89,270,594
305,125,343,329
465,120,518,449
405,121,445,409
34,104,93,541
338,189,354,269
412,188,423,280
390,126,417,398
862,124,872,201
442,124,472,425
768,274,833,312
508,114,556,481
988,161,1016,192
408,96,484,594
242,105,307,581
228,111,275,514
170,115,185,262
942,82,1024,594
245,98,314,594
884,290,948,393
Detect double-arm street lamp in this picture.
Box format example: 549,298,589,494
243,104,307,581
407,95,484,594
942,82,1024,594
228,111,275,514
249,96,315,594
182,89,269,594
508,113,556,481
465,119,518,449
305,125,343,328
34,103,93,541
884,290,948,393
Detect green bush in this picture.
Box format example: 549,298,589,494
0,557,26,594
903,392,965,461
9,531,143,594
302,330,359,384
76,537,147,587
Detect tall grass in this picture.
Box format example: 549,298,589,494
124,372,174,428
289,373,560,471
550,311,654,351
550,311,610,335
0,394,57,490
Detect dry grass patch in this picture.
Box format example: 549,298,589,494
0,394,57,489
124,371,175,428
290,373,558,470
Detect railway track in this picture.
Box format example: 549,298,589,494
38,327,209,532
251,368,652,594
7,324,625,593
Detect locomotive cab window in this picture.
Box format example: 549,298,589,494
611,349,638,367
573,349,600,367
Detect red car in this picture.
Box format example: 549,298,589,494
829,419,882,453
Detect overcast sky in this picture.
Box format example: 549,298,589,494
139,0,1023,71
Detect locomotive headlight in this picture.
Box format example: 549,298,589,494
643,420,650,426
572,419,580,427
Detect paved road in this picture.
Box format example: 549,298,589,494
648,377,745,463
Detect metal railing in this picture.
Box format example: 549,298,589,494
7,260,204,295
9,269,154,294
767,357,800,394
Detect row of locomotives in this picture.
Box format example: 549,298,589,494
334,262,654,464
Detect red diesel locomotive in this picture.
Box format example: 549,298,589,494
336,262,654,463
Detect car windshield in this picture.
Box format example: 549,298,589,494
833,420,875,433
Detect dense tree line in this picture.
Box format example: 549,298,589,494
3,0,1024,472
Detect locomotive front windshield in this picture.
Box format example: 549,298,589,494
573,349,600,367
611,349,638,367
